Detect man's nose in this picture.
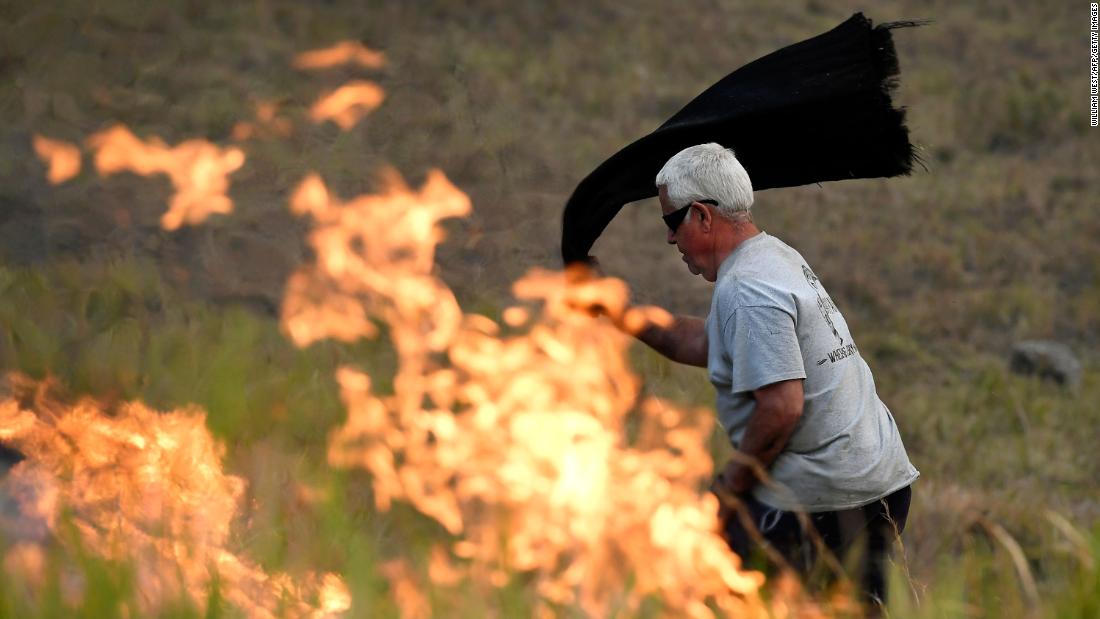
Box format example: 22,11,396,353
666,227,677,245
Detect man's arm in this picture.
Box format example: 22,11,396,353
719,378,805,494
630,311,708,368
570,258,708,367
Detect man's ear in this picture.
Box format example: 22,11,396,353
694,202,713,232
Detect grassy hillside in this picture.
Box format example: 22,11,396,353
1,0,1098,616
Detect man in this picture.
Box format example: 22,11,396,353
612,143,918,606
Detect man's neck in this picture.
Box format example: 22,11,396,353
729,221,762,250
715,220,761,261
705,219,761,281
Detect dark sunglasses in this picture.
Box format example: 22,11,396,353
662,199,718,231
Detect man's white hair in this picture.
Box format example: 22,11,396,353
655,143,754,219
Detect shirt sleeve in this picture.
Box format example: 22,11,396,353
722,305,806,394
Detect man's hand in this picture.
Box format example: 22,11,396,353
711,458,754,528
562,256,625,319
715,458,756,496
565,256,706,366
565,256,678,335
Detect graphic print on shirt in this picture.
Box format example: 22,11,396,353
803,265,858,366
802,265,843,345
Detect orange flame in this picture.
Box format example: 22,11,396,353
32,135,81,184
294,41,386,70
0,378,349,618
86,125,245,230
282,168,469,349
308,81,386,130
284,173,770,617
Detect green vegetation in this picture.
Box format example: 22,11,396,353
1,0,1097,616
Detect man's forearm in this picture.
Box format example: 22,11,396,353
634,313,707,367
727,407,797,492
724,380,804,494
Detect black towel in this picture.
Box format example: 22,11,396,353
561,13,923,264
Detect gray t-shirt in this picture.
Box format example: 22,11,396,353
706,232,918,512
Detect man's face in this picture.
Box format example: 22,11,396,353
658,185,712,280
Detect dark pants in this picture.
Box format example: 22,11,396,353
721,485,911,607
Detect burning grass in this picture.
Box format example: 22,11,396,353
0,375,349,618
6,116,783,615
86,125,246,231
31,136,81,185
282,169,776,616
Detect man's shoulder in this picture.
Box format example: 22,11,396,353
712,271,798,319
724,233,805,273
718,242,804,296
714,256,809,328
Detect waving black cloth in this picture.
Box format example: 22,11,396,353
561,13,923,264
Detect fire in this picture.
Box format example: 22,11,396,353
14,34,804,617
308,81,386,130
86,124,245,230
32,135,81,184
294,41,386,130
282,168,470,349
0,377,349,618
293,41,386,70
285,172,772,617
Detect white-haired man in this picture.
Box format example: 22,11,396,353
622,143,918,605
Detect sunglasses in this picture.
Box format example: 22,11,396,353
662,199,718,231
